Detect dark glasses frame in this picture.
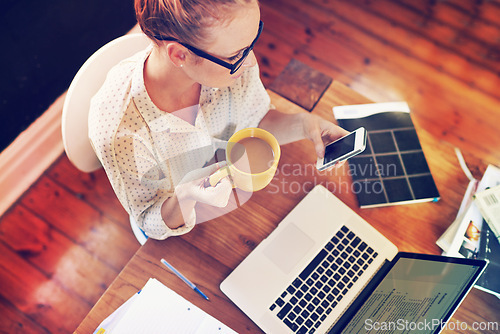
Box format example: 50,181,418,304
154,21,264,74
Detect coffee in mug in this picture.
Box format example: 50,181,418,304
209,128,280,192
230,137,275,174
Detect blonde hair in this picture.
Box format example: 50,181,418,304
135,0,253,47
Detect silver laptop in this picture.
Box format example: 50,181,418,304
220,185,487,334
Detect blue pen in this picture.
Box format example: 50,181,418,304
160,258,210,300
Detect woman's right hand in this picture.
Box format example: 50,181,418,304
175,163,233,208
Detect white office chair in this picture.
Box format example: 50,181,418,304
61,33,151,245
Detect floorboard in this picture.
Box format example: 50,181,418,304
0,156,139,333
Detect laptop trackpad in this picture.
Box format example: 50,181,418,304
263,223,315,274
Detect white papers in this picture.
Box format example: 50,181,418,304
436,164,500,299
437,164,500,257
333,101,410,119
93,291,140,334
435,178,478,252
474,184,500,242
94,278,237,334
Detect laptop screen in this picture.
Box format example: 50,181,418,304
337,253,486,334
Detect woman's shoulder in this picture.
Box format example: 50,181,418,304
91,47,151,109
106,47,151,86
89,48,151,138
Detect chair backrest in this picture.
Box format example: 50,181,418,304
62,33,151,172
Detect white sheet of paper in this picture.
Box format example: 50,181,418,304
474,184,500,240
109,278,236,334
445,165,500,257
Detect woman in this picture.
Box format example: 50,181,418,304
89,0,348,239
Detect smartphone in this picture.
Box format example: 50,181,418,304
316,127,367,171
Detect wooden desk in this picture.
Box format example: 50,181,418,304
76,82,499,334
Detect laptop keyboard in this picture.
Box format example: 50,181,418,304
269,225,378,334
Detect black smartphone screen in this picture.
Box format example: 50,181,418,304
323,132,356,164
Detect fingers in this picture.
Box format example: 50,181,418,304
309,119,349,159
307,121,326,159
180,162,228,184
321,120,350,143
203,161,227,175
336,160,347,168
198,176,232,207
322,160,347,172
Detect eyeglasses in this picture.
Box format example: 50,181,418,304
154,21,264,74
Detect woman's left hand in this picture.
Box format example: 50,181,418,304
300,113,349,159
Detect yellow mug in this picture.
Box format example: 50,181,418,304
209,128,281,192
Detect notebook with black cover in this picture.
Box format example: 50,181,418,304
333,102,440,208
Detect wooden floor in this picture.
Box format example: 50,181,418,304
1,0,500,333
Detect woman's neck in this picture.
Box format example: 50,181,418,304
143,47,201,117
